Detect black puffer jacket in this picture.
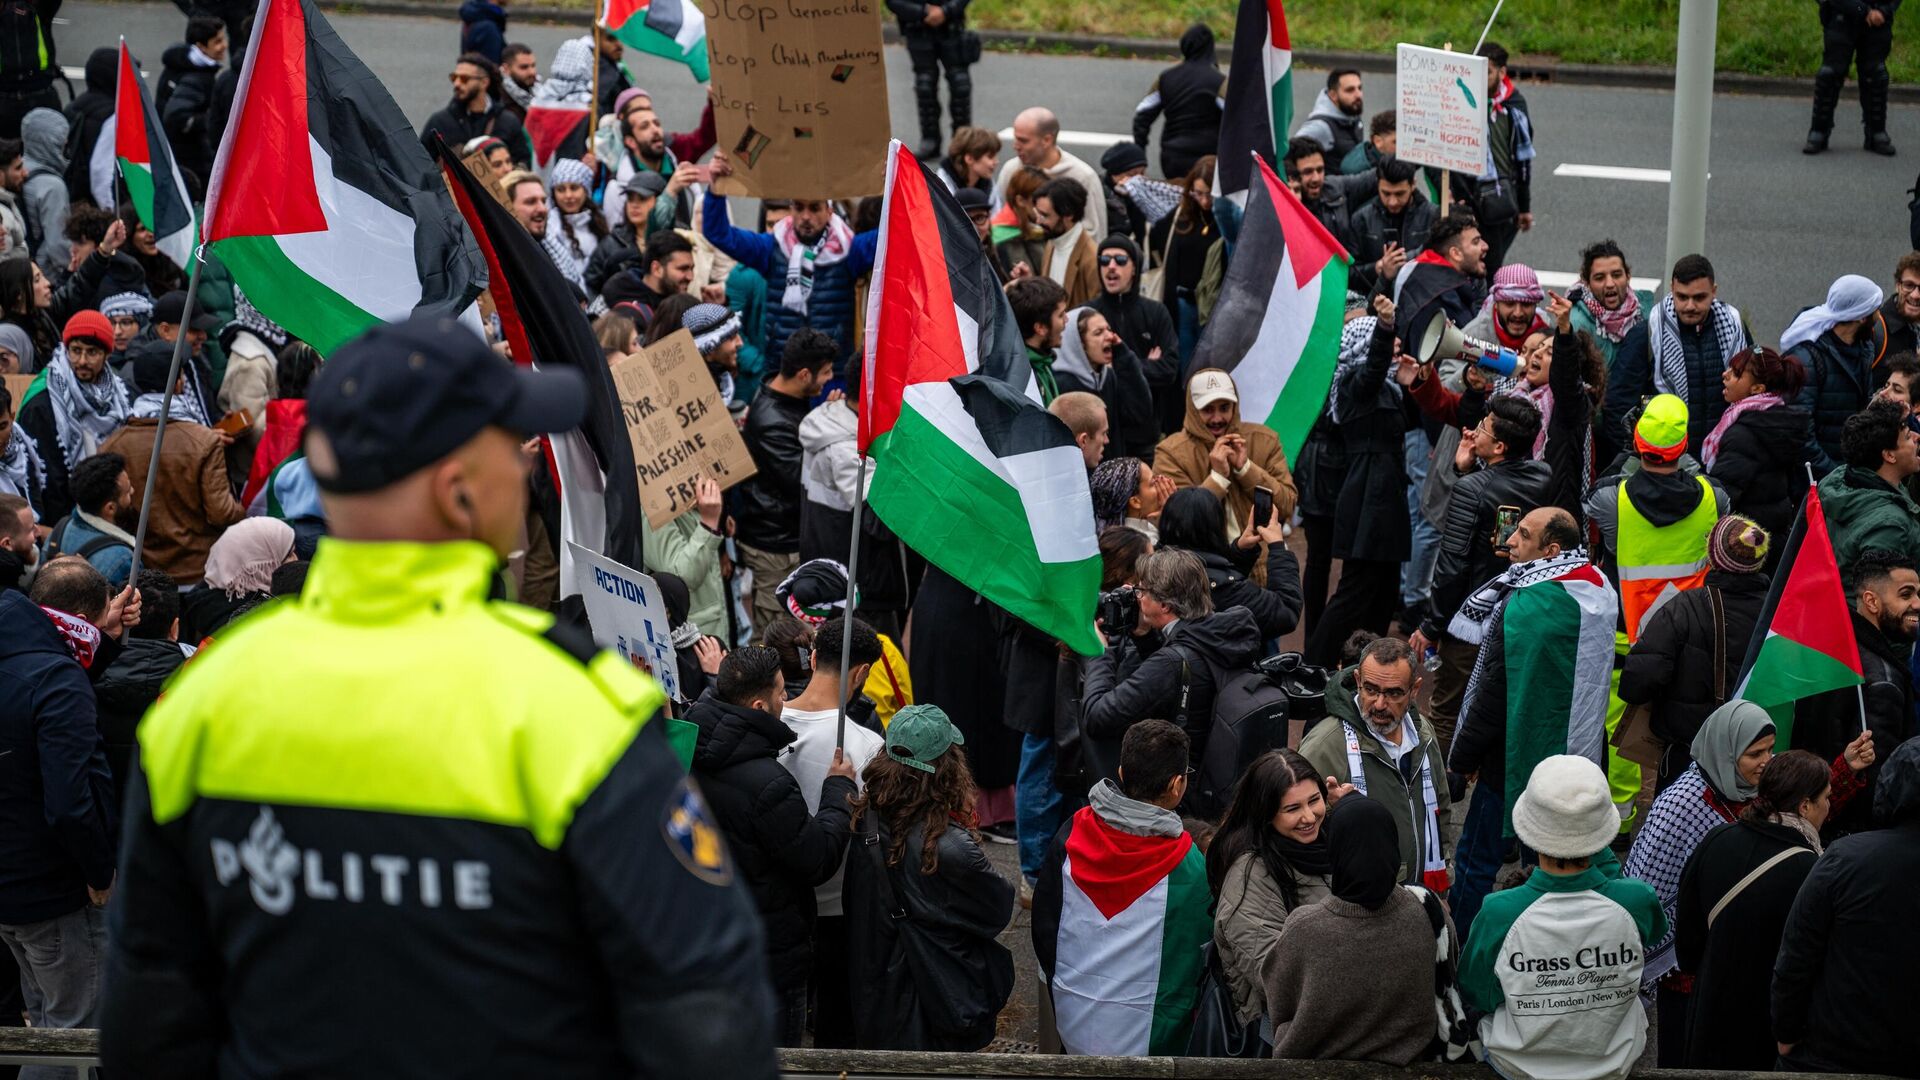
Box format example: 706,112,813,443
1131,24,1225,180
1423,457,1554,639
735,384,810,552
584,220,642,298
1180,545,1302,640
1081,605,1262,764
158,43,219,193
1792,611,1916,835
844,814,1014,1052
688,694,856,989
1791,322,1886,473
62,47,115,205
1619,570,1770,750
1706,403,1811,562
1772,737,1920,1078
92,636,186,800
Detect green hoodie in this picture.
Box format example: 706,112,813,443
1817,464,1920,587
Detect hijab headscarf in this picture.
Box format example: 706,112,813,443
537,37,595,106
1690,699,1775,801
204,518,296,600
1778,274,1884,354
0,322,34,371
1324,795,1400,910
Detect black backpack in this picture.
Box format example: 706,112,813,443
47,515,132,564
1173,650,1294,820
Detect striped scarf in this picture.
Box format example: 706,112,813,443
1341,718,1447,892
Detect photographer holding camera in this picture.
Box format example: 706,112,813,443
1081,549,1263,790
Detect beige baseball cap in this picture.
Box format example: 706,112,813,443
1189,370,1238,409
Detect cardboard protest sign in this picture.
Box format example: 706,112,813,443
3,374,31,409
569,541,681,702
705,0,891,198
611,328,758,528
1395,44,1489,176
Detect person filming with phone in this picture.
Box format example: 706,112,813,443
1407,393,1549,755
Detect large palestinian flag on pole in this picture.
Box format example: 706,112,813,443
104,40,194,270
202,0,484,355
601,0,709,82
861,141,1100,656
1187,152,1348,462
1497,556,1618,835
1734,487,1862,746
1044,807,1210,1056
1215,0,1292,204
434,136,647,588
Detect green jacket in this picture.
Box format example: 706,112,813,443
1460,865,1664,1080
1299,666,1453,887
1818,464,1920,587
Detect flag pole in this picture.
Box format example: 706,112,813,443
1472,0,1506,54
834,452,869,751
591,22,603,119
129,246,206,583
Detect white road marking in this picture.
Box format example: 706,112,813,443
997,126,1131,151
1536,270,1664,293
1552,162,1699,183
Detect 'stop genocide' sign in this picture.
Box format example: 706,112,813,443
704,0,892,198
1395,44,1489,176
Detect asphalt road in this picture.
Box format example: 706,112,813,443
60,0,1920,341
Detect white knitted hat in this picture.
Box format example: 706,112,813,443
1511,755,1618,860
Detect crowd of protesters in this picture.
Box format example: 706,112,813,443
1,7,1920,1079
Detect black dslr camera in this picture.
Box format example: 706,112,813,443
1096,585,1139,639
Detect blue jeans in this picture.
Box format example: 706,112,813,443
1402,428,1441,608
1175,296,1201,363
1448,782,1507,945
0,904,106,1080
1017,733,1065,883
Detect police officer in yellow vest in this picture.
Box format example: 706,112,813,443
1585,394,1728,821
99,314,779,1078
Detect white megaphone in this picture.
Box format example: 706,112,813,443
1415,310,1520,379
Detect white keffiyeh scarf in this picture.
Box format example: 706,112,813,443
0,423,45,504
1649,295,1747,404
44,349,130,466
131,389,210,426
773,214,853,315
1341,716,1448,892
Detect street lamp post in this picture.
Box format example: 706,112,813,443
1666,0,1719,274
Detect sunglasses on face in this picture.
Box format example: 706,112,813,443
1098,254,1131,267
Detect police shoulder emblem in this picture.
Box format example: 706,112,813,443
662,778,732,886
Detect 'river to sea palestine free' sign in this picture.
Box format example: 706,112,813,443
611,328,757,529
1395,44,1488,176
569,541,681,702
703,0,892,198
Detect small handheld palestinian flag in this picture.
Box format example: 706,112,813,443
203,0,484,355
97,40,194,270
1187,152,1348,463
1734,486,1863,746
601,0,709,82
1215,0,1292,205
861,141,1102,656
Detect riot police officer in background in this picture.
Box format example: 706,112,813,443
887,0,980,160
1805,0,1900,157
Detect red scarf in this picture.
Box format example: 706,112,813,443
40,606,101,668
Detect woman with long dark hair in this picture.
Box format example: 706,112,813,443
1156,485,1301,639
0,258,56,365
844,706,1014,1051
1706,347,1811,570
1147,155,1216,366
543,158,609,289
1675,750,1830,1069
1207,750,1337,1035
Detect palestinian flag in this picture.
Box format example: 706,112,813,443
1215,0,1292,204
523,98,592,177
1734,487,1862,747
1043,807,1210,1056
1187,152,1347,462
1498,559,1618,835
602,0,709,82
861,141,1100,656
988,204,1022,248
436,137,647,587
103,40,194,269
203,0,484,355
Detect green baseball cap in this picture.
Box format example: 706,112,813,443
885,704,966,774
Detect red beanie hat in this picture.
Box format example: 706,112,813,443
62,310,114,351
